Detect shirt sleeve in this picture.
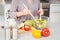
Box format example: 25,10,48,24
38,0,40,10
10,0,18,19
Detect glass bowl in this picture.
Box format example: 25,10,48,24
28,16,49,30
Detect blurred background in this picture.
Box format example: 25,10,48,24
0,0,60,40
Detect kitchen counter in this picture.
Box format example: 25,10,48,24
17,22,60,40
0,9,60,40
0,22,60,40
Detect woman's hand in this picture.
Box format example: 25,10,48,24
16,9,30,17
38,9,44,15
23,9,30,15
16,12,23,17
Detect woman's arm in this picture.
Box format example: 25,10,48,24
38,0,44,15
10,0,22,18
10,0,30,18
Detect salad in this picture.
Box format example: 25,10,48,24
24,19,48,29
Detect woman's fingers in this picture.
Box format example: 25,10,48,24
23,9,30,15
16,9,30,17
38,9,44,15
16,12,23,17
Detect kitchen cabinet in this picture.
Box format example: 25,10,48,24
50,4,60,13
0,4,4,15
50,3,60,22
50,13,60,23
50,3,60,23
0,0,5,26
0,0,4,15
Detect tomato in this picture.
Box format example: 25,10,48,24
24,25,31,31
32,30,41,39
41,28,50,37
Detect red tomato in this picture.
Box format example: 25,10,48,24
24,25,31,31
41,28,50,37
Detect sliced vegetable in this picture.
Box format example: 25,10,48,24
24,19,48,29
24,20,32,26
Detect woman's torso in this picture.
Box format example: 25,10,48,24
16,0,40,23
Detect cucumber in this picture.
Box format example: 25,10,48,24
24,20,32,26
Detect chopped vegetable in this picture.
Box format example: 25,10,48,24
24,20,32,26
24,19,48,29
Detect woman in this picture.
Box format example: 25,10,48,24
10,0,44,23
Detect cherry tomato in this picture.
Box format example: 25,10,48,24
24,25,31,31
41,28,50,37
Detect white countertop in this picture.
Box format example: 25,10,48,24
0,13,60,40
17,22,60,40
0,22,60,40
